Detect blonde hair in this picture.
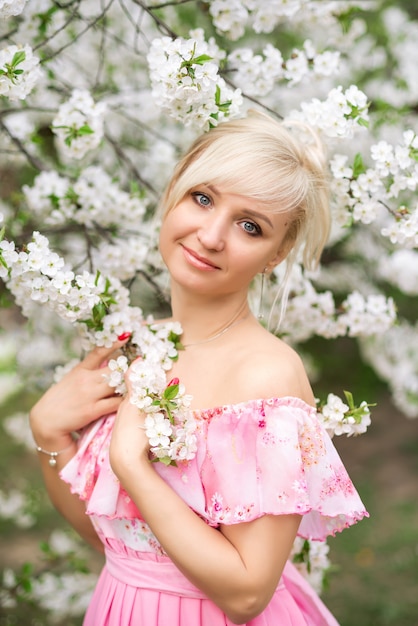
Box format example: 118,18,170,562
160,110,331,273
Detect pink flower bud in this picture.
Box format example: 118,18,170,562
167,377,179,387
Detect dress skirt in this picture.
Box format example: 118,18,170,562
83,540,339,626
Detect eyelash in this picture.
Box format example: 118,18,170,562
240,221,262,237
191,191,262,237
191,192,212,207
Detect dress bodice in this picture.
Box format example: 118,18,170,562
61,396,368,553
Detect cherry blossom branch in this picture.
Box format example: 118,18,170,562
132,0,178,38
0,119,47,172
37,0,116,62
104,131,158,195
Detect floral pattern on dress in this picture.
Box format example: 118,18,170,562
61,396,369,550
298,420,326,467
320,466,356,499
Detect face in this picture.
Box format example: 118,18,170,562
159,184,292,298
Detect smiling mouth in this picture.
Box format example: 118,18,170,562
181,245,220,270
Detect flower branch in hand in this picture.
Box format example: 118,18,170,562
108,330,196,467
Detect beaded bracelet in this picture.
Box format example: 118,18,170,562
35,441,75,467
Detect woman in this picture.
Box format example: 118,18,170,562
30,112,368,625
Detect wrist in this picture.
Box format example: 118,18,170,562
111,450,151,485
34,439,76,467
29,409,73,449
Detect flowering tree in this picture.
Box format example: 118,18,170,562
0,0,417,621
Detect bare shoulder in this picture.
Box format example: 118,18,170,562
232,327,315,406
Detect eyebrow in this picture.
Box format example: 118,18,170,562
206,184,274,229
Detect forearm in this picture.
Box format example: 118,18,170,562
32,423,103,553
118,459,297,622
27,342,129,554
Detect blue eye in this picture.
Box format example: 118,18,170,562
192,192,211,207
241,220,262,236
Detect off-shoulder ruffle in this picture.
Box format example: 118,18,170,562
61,397,368,541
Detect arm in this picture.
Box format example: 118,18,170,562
109,396,301,624
30,341,129,552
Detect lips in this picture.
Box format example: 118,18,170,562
181,245,220,270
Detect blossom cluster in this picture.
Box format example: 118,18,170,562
147,30,242,129
317,391,372,438
228,40,340,96
331,130,418,235
275,267,396,344
0,44,42,100
92,237,151,282
289,85,369,139
205,0,364,40
0,231,131,337
51,89,107,161
381,207,418,248
107,322,197,465
0,230,197,463
23,166,147,229
291,537,331,594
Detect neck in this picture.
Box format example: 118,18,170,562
169,286,251,347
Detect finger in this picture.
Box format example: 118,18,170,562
123,355,143,393
82,334,132,370
95,395,124,418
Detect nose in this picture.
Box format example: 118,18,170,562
197,212,226,251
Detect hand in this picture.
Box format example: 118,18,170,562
30,338,130,447
109,358,151,482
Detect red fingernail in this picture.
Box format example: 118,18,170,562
117,332,131,341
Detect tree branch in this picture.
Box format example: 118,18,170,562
0,120,47,172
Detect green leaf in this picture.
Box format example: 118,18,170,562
352,153,366,178
410,147,418,162
11,50,26,67
77,124,94,136
93,301,107,323
357,117,369,128
151,455,176,466
193,54,213,65
163,383,179,400
343,390,355,410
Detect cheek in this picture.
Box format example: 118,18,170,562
158,208,183,259
158,216,171,258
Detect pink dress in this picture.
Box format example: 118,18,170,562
61,397,368,626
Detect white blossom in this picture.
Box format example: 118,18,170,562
381,206,418,248
0,0,27,18
147,31,242,129
319,393,371,438
0,44,42,100
52,89,107,160
23,166,147,229
291,537,331,594
289,85,369,139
